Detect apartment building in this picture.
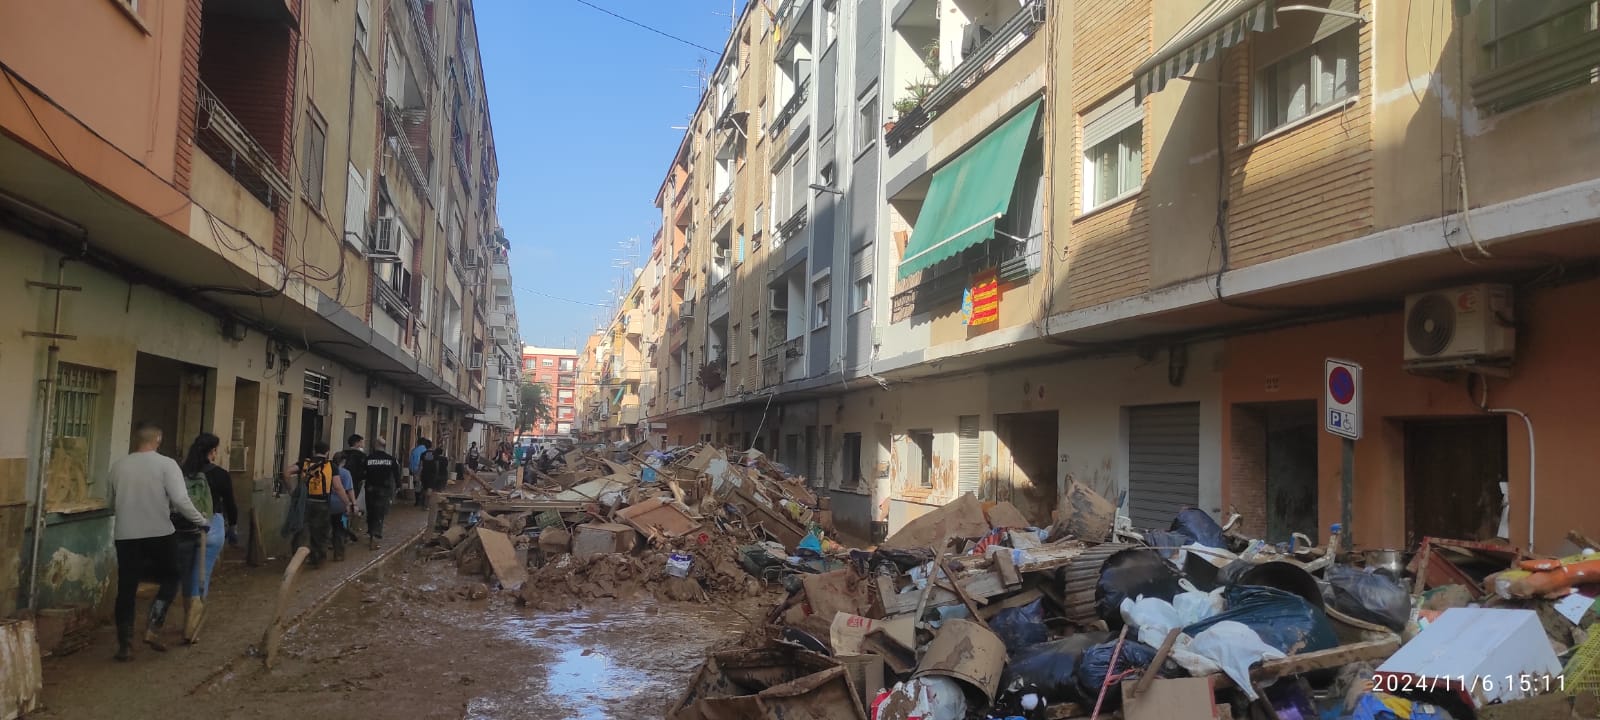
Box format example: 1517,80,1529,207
475,231,521,451
0,0,515,615
617,0,1600,550
576,268,655,444
521,346,577,438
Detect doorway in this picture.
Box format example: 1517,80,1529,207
1405,417,1506,544
994,410,1060,527
131,352,210,458
1126,403,1200,530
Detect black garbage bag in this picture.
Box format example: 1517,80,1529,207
1095,549,1183,628
1170,507,1228,548
1325,564,1411,631
995,638,1090,711
1184,585,1339,655
991,597,1048,651
1073,639,1181,711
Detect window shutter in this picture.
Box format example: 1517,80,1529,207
850,246,872,281
814,276,831,303
344,164,368,243
1311,0,1361,43
736,231,746,263
789,149,809,220
1083,87,1142,149
957,415,980,495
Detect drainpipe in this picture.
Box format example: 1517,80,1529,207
1488,407,1535,553
26,255,72,611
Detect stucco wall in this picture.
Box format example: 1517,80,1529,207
1221,277,1600,553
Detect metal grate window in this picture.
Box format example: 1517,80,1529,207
303,371,332,400
957,415,980,496
53,364,108,482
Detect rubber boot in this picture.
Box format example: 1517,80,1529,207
114,624,134,662
144,598,171,652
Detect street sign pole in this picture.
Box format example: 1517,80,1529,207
1341,436,1354,549
1325,358,1363,549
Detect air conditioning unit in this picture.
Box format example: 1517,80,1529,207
370,216,401,257
227,445,251,473
1403,284,1515,367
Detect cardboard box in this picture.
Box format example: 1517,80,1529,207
837,653,885,710
572,523,640,558
1374,607,1562,708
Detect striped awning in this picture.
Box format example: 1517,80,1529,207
1134,0,1275,102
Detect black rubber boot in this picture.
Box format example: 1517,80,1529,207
114,624,134,662
144,598,171,652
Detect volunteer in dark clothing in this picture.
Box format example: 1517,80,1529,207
411,438,432,507
343,433,368,504
294,441,353,567
108,424,208,661
175,432,237,640
363,437,402,549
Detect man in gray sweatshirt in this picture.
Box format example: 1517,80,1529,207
107,423,208,661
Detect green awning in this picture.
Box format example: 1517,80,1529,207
897,98,1041,279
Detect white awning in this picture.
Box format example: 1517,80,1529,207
1134,0,1275,102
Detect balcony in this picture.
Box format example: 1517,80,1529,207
623,308,646,337
382,101,430,191
194,83,292,209
886,0,1045,151
770,76,812,135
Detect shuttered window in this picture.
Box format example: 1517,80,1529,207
957,415,980,496
1082,87,1143,211
1126,403,1201,530
1473,0,1600,112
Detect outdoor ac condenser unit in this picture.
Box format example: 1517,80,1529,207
1402,283,1514,367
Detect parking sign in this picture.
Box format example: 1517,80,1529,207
1325,358,1362,440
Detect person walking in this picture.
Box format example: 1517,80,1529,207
329,452,359,559
363,438,401,550
466,441,480,471
409,438,431,507
108,424,209,661
418,441,442,507
176,432,237,643
343,434,368,535
294,442,352,567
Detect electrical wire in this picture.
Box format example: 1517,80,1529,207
566,0,722,54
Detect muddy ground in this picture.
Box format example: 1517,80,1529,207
197,549,768,719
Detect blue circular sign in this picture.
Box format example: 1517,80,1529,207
1328,366,1355,405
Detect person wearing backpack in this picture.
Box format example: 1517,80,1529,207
107,424,208,661
176,432,236,642
294,441,353,567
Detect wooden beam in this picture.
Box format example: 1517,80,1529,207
261,547,311,668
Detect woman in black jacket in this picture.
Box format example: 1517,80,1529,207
176,433,238,636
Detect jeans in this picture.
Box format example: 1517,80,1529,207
366,483,393,539
114,534,179,633
175,513,227,597
305,499,332,564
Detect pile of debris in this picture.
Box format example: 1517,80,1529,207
420,442,827,608
668,481,1600,720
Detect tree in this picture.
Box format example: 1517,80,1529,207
517,382,554,434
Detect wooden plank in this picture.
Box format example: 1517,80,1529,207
1131,628,1183,697
995,550,1022,588
262,546,311,668
477,528,527,590
937,556,990,631
978,588,1044,621
1016,543,1089,573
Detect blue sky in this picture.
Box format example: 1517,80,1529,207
477,0,737,350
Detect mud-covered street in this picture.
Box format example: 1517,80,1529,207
204,549,763,720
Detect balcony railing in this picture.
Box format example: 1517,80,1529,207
769,76,811,134
887,0,1046,151
382,100,429,191
194,82,291,208
777,207,808,240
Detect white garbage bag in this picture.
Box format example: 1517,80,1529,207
1172,579,1225,625
1184,620,1286,701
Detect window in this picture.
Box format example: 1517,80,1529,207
301,108,329,207
823,0,839,48
812,274,831,329
1255,25,1359,137
857,92,879,153
1474,0,1599,111
842,432,862,488
557,389,574,401
524,358,536,370
355,0,371,54
750,312,760,356
911,430,934,488
1081,88,1142,212
559,357,575,371
849,246,873,312
543,358,555,367
50,364,111,506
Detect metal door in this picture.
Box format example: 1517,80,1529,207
1127,403,1200,530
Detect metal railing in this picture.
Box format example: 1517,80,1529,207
769,76,812,134
194,82,291,208
886,0,1046,151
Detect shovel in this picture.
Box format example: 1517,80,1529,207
184,535,208,643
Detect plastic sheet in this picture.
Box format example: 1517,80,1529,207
873,676,968,720
1172,580,1225,626
1184,585,1339,656
990,598,1048,651
1325,565,1411,631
